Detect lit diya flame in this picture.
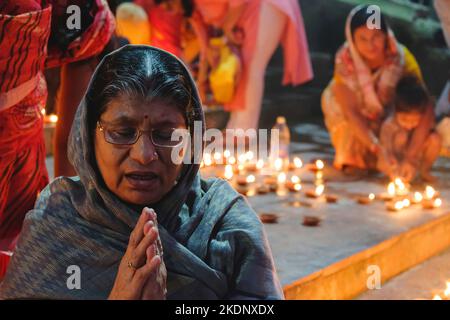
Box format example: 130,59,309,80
49,114,58,123
433,294,442,300
387,182,396,197
228,156,236,165
402,198,411,208
434,198,442,208
223,149,231,159
315,184,325,196
394,178,408,195
315,159,324,170
224,165,233,180
238,164,245,172
41,108,46,115
425,186,436,200
256,159,264,170
305,184,325,198
315,171,324,181
412,192,423,204
422,197,442,210
277,172,287,184
357,193,375,205
238,153,247,164
386,200,404,211
274,158,283,171
246,174,256,184
291,176,300,184
293,157,303,169
445,281,450,298
213,152,222,163
293,184,302,191
245,151,254,161
203,153,213,166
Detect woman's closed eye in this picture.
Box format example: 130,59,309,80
153,129,173,140
109,127,138,140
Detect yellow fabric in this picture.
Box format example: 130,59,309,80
209,37,240,104
115,3,151,45
402,46,422,81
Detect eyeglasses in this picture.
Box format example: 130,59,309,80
97,121,187,147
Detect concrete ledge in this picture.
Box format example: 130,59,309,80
283,212,450,299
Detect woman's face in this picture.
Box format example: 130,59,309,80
94,93,187,206
353,26,387,63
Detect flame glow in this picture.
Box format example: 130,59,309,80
291,176,300,184
256,159,264,170
433,198,442,208
246,175,256,184
315,160,324,170
274,158,283,171
425,186,436,200
277,172,287,184
224,165,233,180
49,114,58,123
293,157,303,168
315,184,325,196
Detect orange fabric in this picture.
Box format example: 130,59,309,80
148,5,183,57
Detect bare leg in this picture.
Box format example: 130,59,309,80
420,132,442,182
227,3,287,131
54,58,97,177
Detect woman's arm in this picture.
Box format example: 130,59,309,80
406,103,435,161
333,82,380,152
222,3,246,45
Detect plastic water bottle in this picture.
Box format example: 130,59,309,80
271,116,290,169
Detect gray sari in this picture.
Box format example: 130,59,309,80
0,45,283,300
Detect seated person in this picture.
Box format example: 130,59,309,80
378,76,441,182
0,45,283,300
321,5,432,176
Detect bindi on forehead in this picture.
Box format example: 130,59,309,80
144,115,149,119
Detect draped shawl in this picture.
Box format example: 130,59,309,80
0,45,283,300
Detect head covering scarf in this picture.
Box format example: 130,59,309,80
0,45,283,300
335,4,405,118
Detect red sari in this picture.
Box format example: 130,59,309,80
0,0,115,279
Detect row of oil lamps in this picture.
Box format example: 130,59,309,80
201,150,336,201
433,281,450,300
201,151,443,212
377,178,442,212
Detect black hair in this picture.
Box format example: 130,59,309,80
394,75,429,113
350,5,388,37
86,45,196,134
155,0,194,17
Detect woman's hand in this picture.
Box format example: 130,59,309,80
141,252,167,300
399,160,417,182
108,207,162,300
141,214,167,300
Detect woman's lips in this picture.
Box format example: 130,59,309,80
125,172,159,190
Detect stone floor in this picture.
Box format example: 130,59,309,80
358,247,450,300
200,121,450,294
44,120,450,298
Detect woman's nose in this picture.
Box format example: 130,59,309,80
129,133,158,165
